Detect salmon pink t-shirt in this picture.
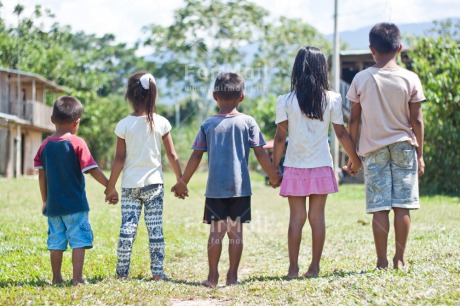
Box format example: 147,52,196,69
346,66,425,156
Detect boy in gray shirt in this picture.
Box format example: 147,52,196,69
173,72,281,287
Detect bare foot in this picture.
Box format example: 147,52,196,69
202,279,218,288
152,274,166,281
226,272,238,286
376,260,389,270
393,258,406,270
287,265,299,279
72,279,86,286
52,278,63,285
116,274,128,280
303,265,320,278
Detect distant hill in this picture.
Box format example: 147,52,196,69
326,18,459,50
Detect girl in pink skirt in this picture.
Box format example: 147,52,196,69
272,46,361,278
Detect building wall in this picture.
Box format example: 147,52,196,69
0,127,9,175
0,70,62,177
0,73,11,113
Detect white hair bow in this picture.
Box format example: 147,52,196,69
140,73,156,90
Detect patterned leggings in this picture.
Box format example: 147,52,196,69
116,184,165,277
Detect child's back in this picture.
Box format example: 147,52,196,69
106,72,183,281
172,72,281,287
34,96,114,285
346,23,425,270
348,66,425,156
115,113,171,187
193,113,264,198
276,90,343,169
35,134,96,216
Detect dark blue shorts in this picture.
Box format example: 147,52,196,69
204,196,251,224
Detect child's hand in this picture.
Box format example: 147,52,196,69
343,159,361,176
105,186,119,204
269,171,283,188
417,155,425,176
349,158,362,174
108,190,119,204
171,180,189,199
42,202,46,216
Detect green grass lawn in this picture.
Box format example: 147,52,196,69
1,172,459,305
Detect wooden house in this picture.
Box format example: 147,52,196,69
0,68,65,177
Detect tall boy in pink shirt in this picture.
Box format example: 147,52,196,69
346,23,425,270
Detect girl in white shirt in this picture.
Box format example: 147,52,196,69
272,46,361,278
105,72,183,280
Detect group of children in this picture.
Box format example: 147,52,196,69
35,22,425,287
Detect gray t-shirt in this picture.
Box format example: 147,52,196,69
192,113,266,198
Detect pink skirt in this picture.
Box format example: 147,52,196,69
279,166,338,197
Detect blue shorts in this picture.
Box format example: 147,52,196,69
47,211,93,250
363,141,419,214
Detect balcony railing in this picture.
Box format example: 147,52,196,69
24,100,54,131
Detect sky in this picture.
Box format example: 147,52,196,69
2,0,459,54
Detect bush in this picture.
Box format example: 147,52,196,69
408,22,460,195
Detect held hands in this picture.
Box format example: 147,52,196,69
171,179,189,200
104,186,119,205
343,158,362,176
269,170,283,188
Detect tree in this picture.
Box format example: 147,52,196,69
408,20,460,194
143,0,270,119
143,0,332,133
252,16,332,95
0,4,144,166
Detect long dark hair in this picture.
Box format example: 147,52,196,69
125,72,157,131
290,46,330,121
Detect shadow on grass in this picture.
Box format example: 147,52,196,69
128,275,203,286
240,269,370,284
0,276,106,288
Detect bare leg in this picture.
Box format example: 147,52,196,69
203,220,227,288
72,248,86,285
393,208,411,269
226,220,243,285
304,194,327,278
50,250,63,284
372,210,390,269
287,196,307,278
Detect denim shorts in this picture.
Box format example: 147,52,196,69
363,141,419,213
47,211,93,250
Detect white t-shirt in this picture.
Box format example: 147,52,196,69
115,114,171,188
275,91,344,169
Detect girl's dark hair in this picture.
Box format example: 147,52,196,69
290,46,330,121
125,72,157,131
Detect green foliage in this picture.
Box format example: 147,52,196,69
408,20,460,194
0,5,144,166
144,0,270,120
252,16,332,94
78,95,131,169
143,0,331,123
242,94,277,138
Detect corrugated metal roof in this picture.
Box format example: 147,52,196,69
340,47,411,56
0,67,66,93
